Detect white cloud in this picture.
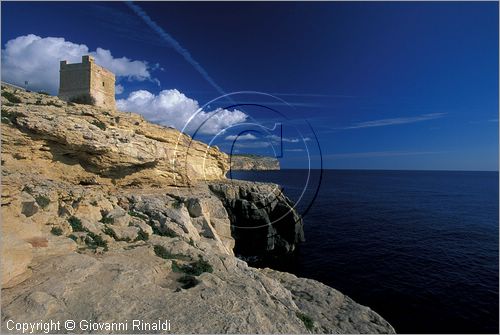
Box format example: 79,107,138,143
92,47,150,81
266,134,311,143
233,142,272,149
1,34,155,94
117,89,248,135
225,133,257,141
345,113,446,129
115,84,124,95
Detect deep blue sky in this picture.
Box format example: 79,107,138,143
2,1,498,170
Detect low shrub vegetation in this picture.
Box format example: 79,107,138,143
35,195,50,209
102,226,118,239
135,229,149,241
1,111,10,125
85,232,108,251
99,216,114,224
171,199,183,209
1,109,23,124
153,245,186,260
2,91,21,103
129,210,149,221
172,257,213,276
91,120,106,131
151,223,178,238
296,312,314,331
68,216,85,232
50,227,63,236
22,185,33,194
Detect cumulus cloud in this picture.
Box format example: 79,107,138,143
92,47,150,81
1,34,155,94
117,89,248,135
225,133,257,141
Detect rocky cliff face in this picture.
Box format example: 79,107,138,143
1,86,394,333
209,181,304,256
230,154,280,170
1,86,228,188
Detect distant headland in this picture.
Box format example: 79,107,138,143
230,154,280,171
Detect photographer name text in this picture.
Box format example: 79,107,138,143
6,319,171,333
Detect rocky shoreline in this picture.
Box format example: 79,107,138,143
1,86,395,333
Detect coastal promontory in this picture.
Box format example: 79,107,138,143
230,154,280,170
1,86,394,333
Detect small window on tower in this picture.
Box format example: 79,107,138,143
102,82,105,87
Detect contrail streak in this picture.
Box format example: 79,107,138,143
126,1,227,97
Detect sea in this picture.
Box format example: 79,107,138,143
229,169,499,334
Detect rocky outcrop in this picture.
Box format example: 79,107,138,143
209,181,304,256
261,269,395,333
1,87,394,333
1,247,394,334
1,86,228,188
230,154,280,170
1,179,394,334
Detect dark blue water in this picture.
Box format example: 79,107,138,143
230,170,499,334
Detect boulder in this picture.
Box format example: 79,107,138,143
105,207,131,227
1,235,33,288
109,225,140,242
21,193,39,217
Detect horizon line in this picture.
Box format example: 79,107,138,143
232,168,499,173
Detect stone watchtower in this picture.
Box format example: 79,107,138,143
58,55,115,108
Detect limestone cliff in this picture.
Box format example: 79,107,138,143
1,86,228,187
0,86,394,334
230,154,280,170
